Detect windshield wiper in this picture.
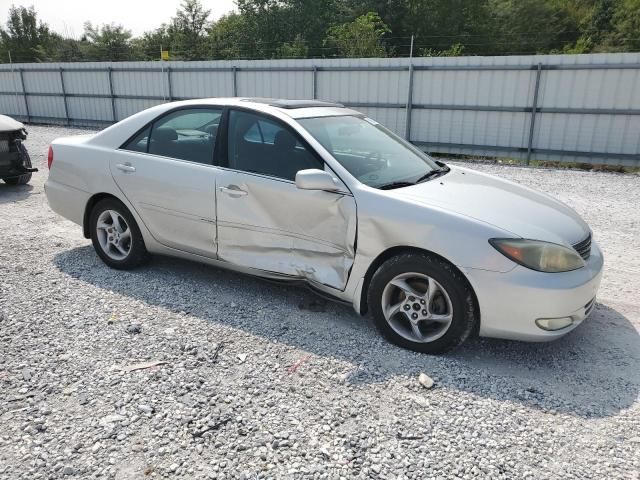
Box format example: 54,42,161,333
377,181,416,190
415,166,450,184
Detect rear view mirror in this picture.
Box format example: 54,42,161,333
295,169,340,192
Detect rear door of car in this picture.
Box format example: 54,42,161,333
110,107,223,258
214,108,357,290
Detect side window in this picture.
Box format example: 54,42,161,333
125,108,222,164
123,126,150,153
227,110,322,181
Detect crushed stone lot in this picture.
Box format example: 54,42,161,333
1,125,639,480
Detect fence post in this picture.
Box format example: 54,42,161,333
18,68,30,123
526,63,543,165
404,35,415,141
232,66,238,96
59,67,70,126
405,64,414,141
167,66,173,101
312,66,318,99
107,67,117,123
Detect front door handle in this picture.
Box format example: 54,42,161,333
219,185,248,197
116,163,136,173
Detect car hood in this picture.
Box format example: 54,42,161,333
0,114,24,132
391,165,590,246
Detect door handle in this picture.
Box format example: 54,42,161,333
219,185,248,197
116,163,136,173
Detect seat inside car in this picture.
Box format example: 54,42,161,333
233,120,320,180
149,127,180,157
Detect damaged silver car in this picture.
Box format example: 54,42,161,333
0,114,37,185
45,98,602,353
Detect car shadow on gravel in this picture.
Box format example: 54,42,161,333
54,246,640,419
0,183,34,204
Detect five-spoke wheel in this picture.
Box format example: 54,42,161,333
89,198,149,269
368,253,477,354
95,209,132,261
382,272,454,343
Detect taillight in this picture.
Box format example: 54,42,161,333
47,146,53,169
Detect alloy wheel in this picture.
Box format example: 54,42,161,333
95,209,132,261
381,272,454,343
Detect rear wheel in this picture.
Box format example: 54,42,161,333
2,143,32,185
89,198,149,269
368,253,477,354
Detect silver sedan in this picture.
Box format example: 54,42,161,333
45,98,603,353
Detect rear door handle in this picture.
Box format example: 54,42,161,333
116,163,136,173
219,186,248,197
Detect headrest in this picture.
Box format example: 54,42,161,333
205,124,218,136
274,130,296,150
153,127,177,142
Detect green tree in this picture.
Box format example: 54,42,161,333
487,0,580,55
167,0,211,60
132,25,172,60
404,0,491,56
208,13,253,59
326,12,391,57
82,23,135,61
235,0,342,58
0,5,56,62
612,0,640,50
277,34,309,58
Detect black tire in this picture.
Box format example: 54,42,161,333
2,143,32,185
367,253,477,354
89,197,150,270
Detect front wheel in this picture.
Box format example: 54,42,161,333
368,253,477,354
89,198,149,269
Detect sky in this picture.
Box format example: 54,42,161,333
0,0,237,37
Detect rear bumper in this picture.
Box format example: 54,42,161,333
466,240,604,341
44,179,90,227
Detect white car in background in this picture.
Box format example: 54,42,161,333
45,98,603,354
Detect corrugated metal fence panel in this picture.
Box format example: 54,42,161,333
411,57,535,149
171,70,233,98
0,54,638,165
533,55,640,158
0,70,25,117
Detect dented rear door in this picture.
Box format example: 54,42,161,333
215,169,356,290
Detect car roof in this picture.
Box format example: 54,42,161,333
164,97,359,119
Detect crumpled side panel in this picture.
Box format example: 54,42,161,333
216,173,357,290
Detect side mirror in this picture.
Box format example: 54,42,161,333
295,169,340,192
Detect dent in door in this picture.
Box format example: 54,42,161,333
218,181,356,290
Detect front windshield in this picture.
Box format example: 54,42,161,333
298,115,439,188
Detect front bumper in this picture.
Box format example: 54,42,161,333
0,149,37,178
466,240,604,341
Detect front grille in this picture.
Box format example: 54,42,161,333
573,233,592,261
584,297,596,316
0,140,9,153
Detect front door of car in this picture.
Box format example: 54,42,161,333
111,107,223,258
216,109,357,290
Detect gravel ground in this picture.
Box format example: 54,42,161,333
1,125,639,480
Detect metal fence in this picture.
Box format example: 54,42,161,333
1,53,639,166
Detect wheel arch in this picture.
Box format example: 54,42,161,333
359,246,481,333
82,192,121,238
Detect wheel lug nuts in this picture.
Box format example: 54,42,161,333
422,310,427,315
420,299,426,305
403,305,410,311
411,313,418,320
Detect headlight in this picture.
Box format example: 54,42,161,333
489,238,585,273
